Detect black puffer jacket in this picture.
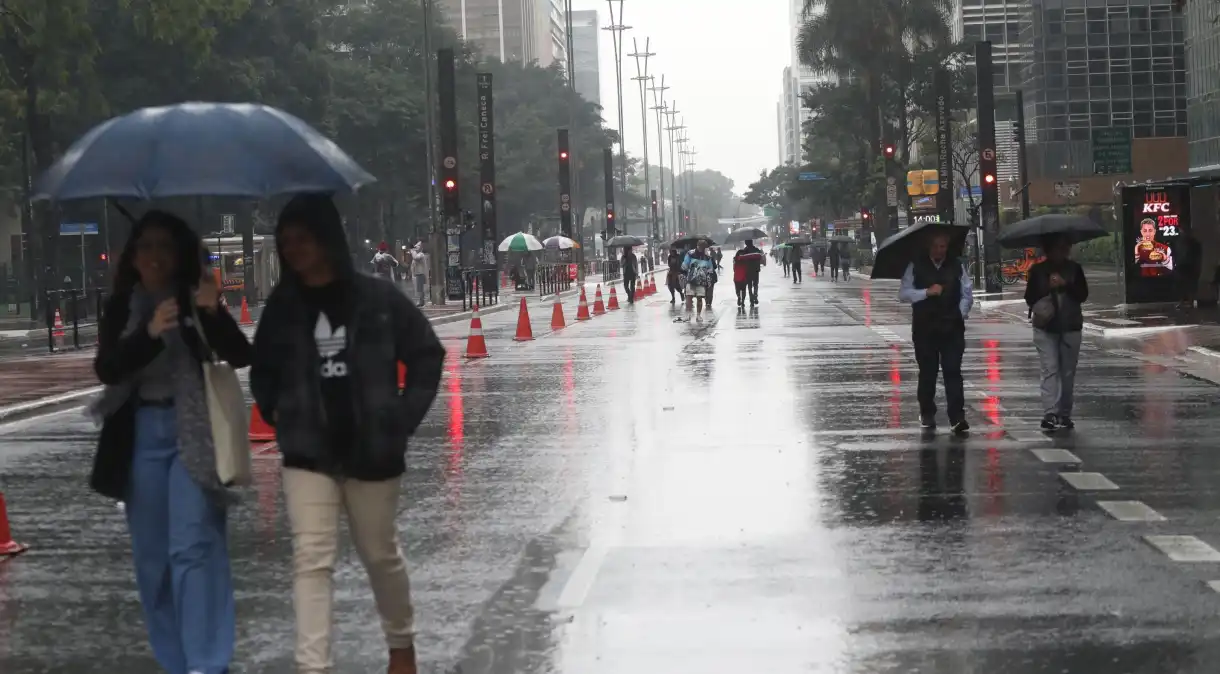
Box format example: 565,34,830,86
1025,259,1089,333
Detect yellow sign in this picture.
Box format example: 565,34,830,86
907,170,940,195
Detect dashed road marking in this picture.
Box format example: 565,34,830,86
1030,448,1081,464
1145,535,1220,562
1010,431,1053,443
1060,472,1119,491
1097,501,1167,522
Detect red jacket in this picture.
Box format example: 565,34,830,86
733,257,747,283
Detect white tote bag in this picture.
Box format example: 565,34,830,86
193,306,253,487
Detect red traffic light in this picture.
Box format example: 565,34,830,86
444,179,457,190
607,212,614,220
99,253,108,261
861,210,871,220
883,145,895,157
559,151,569,160
983,174,996,185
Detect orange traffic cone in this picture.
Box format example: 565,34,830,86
608,285,620,310
593,285,606,315
650,276,658,295
239,297,254,326
52,308,65,347
249,404,276,442
551,298,566,329
0,492,27,558
513,297,534,341
465,305,490,358
576,286,592,321
635,280,645,302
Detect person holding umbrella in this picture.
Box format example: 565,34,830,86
789,243,804,284
682,240,716,317
735,239,766,305
666,248,685,303
621,246,640,304
828,243,841,282
898,229,974,435
1024,235,1088,430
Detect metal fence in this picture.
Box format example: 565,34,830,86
460,268,500,311
44,287,107,352
535,263,573,298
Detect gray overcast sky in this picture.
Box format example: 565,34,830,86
572,0,791,195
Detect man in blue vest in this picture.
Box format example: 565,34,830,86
898,230,974,435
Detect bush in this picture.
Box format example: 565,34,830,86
1073,234,1119,265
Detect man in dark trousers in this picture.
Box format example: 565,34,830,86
621,246,639,304
789,244,803,284
735,240,767,305
899,230,974,435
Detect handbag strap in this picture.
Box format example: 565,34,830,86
188,295,218,363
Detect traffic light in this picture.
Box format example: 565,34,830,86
883,144,895,159
438,48,460,218
99,253,108,262
861,207,872,222
558,129,572,237
983,172,996,185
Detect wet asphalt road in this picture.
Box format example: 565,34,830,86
4,268,1220,672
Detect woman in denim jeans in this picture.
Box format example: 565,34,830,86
92,211,252,674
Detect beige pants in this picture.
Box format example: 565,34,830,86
283,468,415,674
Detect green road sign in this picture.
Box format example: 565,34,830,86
1092,127,1132,176
763,206,780,217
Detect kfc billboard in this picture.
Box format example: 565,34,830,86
1121,184,1191,303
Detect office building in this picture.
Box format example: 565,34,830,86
571,10,600,105
439,0,565,66
1186,0,1220,171
1018,0,1187,204
781,0,834,165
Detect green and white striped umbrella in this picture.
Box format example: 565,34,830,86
498,232,543,252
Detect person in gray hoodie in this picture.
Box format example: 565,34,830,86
251,194,444,674
1024,234,1088,431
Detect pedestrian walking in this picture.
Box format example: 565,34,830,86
735,240,766,306
621,246,639,304
683,240,715,318
251,194,445,674
828,243,841,282
733,254,748,307
666,249,685,303
781,247,790,278
91,210,253,674
899,230,974,435
789,244,803,284
1025,234,1088,430
409,242,429,306
813,246,826,276
840,246,852,281
370,241,399,281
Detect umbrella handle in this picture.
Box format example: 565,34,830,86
109,198,137,225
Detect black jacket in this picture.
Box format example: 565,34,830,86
1025,259,1088,333
910,256,965,335
250,194,445,481
92,292,252,500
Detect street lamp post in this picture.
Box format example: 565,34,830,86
603,1,630,216
421,0,444,305
649,76,669,240
629,38,655,243
664,107,683,234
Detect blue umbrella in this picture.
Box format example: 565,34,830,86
33,102,375,201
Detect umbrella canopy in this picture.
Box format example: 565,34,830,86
607,234,646,247
671,235,718,249
997,213,1109,249
871,221,971,280
34,102,374,201
498,232,543,252
723,227,768,245
543,235,579,250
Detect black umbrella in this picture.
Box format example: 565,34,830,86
607,234,646,247
723,227,768,245
997,214,1109,249
670,235,718,249
34,102,374,201
871,221,971,280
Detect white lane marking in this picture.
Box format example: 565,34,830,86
1145,535,1220,562
1206,581,1220,593
1010,432,1053,443
555,544,611,609
0,386,103,423
1030,448,1081,464
1097,501,1167,522
1060,472,1119,491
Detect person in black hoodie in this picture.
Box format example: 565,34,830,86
1024,234,1088,431
250,194,444,674
91,210,252,674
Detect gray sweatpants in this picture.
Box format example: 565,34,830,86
1033,329,1082,417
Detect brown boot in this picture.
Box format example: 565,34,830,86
388,646,417,674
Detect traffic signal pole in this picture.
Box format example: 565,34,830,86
975,40,1002,294
438,47,461,303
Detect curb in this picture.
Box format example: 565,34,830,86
1188,345,1220,360
424,277,634,327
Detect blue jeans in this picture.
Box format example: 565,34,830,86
126,405,235,674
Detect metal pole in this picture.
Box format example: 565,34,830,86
665,108,683,234
650,77,669,240
629,38,654,242
1014,88,1031,220
422,0,444,305
604,1,630,219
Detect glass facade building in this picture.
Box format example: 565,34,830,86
1186,0,1220,171
1019,0,1186,179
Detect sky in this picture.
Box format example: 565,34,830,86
571,0,792,196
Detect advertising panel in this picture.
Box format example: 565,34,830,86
1121,184,1191,303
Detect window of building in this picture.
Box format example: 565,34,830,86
1131,45,1151,59
1066,20,1086,35
1093,114,1110,126
1088,20,1106,34
1071,127,1090,141
1069,74,1088,88
1110,16,1130,33
1132,58,1151,72
985,23,1004,41
1007,22,1021,42
964,24,983,41
1090,74,1109,87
